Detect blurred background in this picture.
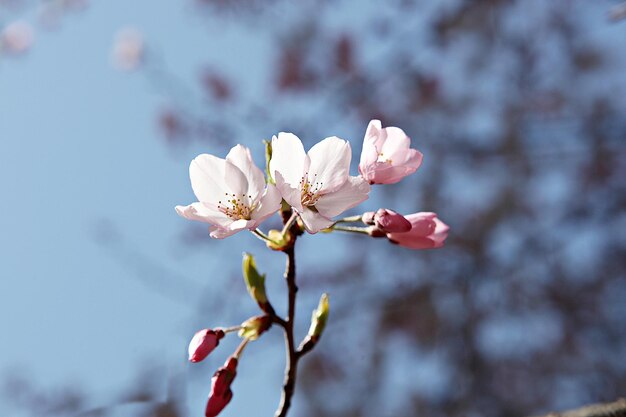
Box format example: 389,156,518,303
1,1,626,416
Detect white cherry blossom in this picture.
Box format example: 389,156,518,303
270,133,370,233
176,145,281,238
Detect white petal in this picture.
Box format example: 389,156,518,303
315,176,370,218
250,184,282,223
175,202,231,227
223,160,249,200
307,136,351,194
270,133,307,188
275,171,304,212
225,144,265,201
209,219,251,239
299,208,334,234
189,154,229,203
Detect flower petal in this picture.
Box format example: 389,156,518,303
315,175,370,218
386,212,448,249
209,219,252,239
299,208,334,234
223,159,249,201
270,133,307,188
379,126,411,163
274,171,304,212
225,144,265,201
189,154,229,203
175,202,231,227
431,217,450,247
307,136,351,194
362,161,421,185
250,184,282,223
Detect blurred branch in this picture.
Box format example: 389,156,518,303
530,399,626,417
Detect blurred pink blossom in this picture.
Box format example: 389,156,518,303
387,212,449,249
0,21,34,55
111,27,144,71
359,120,423,184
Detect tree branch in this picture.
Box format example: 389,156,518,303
275,245,298,417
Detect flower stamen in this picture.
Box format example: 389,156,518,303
299,172,323,207
218,192,254,220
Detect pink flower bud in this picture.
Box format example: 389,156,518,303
358,120,423,184
205,357,238,417
387,212,449,249
373,209,412,233
188,329,225,363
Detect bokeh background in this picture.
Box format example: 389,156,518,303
1,1,626,416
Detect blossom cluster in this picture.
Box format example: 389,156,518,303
176,120,448,417
176,119,449,247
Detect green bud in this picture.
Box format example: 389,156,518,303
239,315,272,341
308,293,329,339
242,253,268,305
265,229,292,251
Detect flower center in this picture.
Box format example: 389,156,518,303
218,192,254,220
300,172,323,207
378,152,393,164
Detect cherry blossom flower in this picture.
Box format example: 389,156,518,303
188,328,225,363
206,357,238,417
359,120,423,184
176,145,282,238
387,212,449,249
270,133,370,233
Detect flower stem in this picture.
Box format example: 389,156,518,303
331,225,371,234
252,229,280,245
233,338,249,359
221,325,243,334
333,214,363,224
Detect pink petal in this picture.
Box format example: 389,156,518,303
387,212,449,250
379,126,411,163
